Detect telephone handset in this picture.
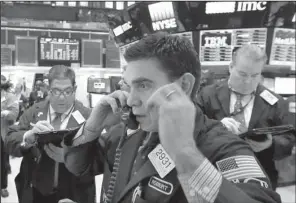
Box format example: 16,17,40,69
105,99,139,203
115,98,139,130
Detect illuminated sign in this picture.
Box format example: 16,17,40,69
206,1,267,14
204,36,228,47
199,28,267,65
148,2,177,31
237,2,267,12
269,28,295,66
113,21,132,37
293,13,295,22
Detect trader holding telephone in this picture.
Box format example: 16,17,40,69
6,65,95,203
63,33,281,203
197,44,295,190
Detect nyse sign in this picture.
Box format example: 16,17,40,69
152,18,177,31
148,2,177,31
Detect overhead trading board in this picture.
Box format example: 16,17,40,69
199,28,267,65
39,37,80,61
269,28,295,68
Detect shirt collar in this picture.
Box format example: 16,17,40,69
49,104,74,120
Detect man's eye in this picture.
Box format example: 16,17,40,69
139,83,147,89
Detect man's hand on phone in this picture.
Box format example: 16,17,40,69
85,90,129,134
23,121,54,145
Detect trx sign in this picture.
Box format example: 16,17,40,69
148,2,177,31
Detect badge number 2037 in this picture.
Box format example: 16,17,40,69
148,144,175,178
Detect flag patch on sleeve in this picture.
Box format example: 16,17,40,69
216,156,266,181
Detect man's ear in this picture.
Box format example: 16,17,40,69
74,85,77,92
176,73,195,96
229,62,235,74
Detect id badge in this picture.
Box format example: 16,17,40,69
260,90,278,105
148,144,175,178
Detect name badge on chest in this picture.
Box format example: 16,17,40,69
72,110,85,124
148,144,175,178
260,90,278,105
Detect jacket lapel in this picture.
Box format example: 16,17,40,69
116,158,158,203
34,101,49,123
66,104,80,129
112,130,146,202
216,82,231,116
248,85,268,129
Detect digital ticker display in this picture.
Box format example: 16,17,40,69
39,37,80,61
199,28,267,65
269,28,295,67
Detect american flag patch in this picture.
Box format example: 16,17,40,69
216,156,266,181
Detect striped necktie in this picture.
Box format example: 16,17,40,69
51,112,62,130
233,93,248,133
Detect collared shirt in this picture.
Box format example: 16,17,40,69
229,92,255,128
178,159,222,203
47,104,74,130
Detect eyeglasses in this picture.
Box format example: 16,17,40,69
50,88,74,97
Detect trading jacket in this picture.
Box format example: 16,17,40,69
197,81,296,188
5,100,95,203
63,107,281,203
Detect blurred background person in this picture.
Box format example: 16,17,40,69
29,80,48,107
1,75,19,198
14,83,29,122
197,44,295,190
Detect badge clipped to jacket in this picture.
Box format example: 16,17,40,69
148,144,176,178
260,90,278,105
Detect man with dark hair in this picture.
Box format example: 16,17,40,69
63,33,281,203
6,65,95,203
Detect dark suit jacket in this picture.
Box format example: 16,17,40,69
6,100,95,203
197,81,295,186
63,108,281,203
17,94,29,121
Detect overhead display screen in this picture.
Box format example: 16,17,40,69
269,28,295,67
39,37,80,61
199,28,267,65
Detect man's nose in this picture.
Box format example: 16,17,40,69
58,93,66,99
126,91,141,107
244,75,252,83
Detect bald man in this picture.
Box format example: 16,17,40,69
197,44,295,190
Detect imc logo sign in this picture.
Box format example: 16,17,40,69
148,2,177,31
206,1,267,14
